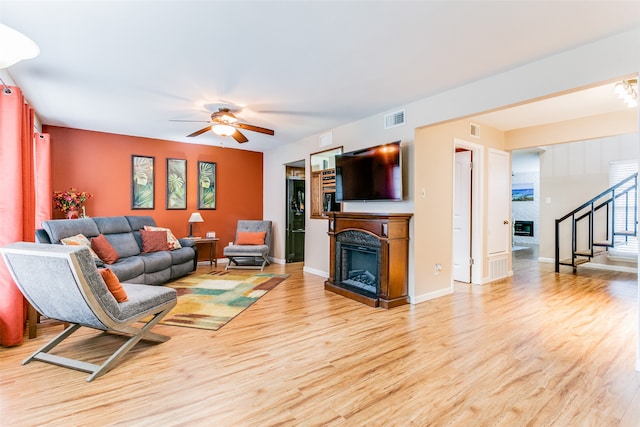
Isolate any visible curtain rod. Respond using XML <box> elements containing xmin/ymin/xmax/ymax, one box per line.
<box><xmin>0</xmin><ymin>76</ymin><xmax>12</xmax><ymax>94</ymax></box>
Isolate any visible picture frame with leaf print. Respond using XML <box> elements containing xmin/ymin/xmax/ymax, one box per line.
<box><xmin>198</xmin><ymin>161</ymin><xmax>216</xmax><ymax>209</ymax></box>
<box><xmin>166</xmin><ymin>158</ymin><xmax>187</xmax><ymax>209</ymax></box>
<box><xmin>131</xmin><ymin>155</ymin><xmax>155</xmax><ymax>209</ymax></box>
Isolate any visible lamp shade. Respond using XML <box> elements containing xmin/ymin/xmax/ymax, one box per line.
<box><xmin>0</xmin><ymin>24</ymin><xmax>40</xmax><ymax>69</ymax></box>
<box><xmin>188</xmin><ymin>212</ymin><xmax>204</xmax><ymax>223</ymax></box>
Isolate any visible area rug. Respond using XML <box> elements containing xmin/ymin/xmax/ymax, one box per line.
<box><xmin>158</xmin><ymin>271</ymin><xmax>289</xmax><ymax>331</ymax></box>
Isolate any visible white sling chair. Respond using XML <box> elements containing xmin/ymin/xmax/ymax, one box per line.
<box><xmin>1</xmin><ymin>242</ymin><xmax>177</xmax><ymax>382</ymax></box>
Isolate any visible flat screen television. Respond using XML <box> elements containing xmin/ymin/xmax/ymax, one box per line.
<box><xmin>335</xmin><ymin>141</ymin><xmax>402</xmax><ymax>202</ymax></box>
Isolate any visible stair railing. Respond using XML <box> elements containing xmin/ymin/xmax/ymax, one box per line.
<box><xmin>555</xmin><ymin>173</ymin><xmax>637</xmax><ymax>272</ymax></box>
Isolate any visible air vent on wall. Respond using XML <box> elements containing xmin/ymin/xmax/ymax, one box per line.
<box><xmin>470</xmin><ymin>123</ymin><xmax>480</xmax><ymax>138</ymax></box>
<box><xmin>384</xmin><ymin>109</ymin><xmax>405</xmax><ymax>129</ymax></box>
<box><xmin>319</xmin><ymin>132</ymin><xmax>333</xmax><ymax>147</ymax></box>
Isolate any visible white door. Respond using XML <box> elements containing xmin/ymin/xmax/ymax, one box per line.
<box><xmin>488</xmin><ymin>149</ymin><xmax>511</xmax><ymax>254</ymax></box>
<box><xmin>453</xmin><ymin>150</ymin><xmax>472</xmax><ymax>282</ymax></box>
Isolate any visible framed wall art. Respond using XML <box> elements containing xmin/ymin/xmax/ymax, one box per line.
<box><xmin>198</xmin><ymin>161</ymin><xmax>216</xmax><ymax>209</ymax></box>
<box><xmin>512</xmin><ymin>183</ymin><xmax>534</xmax><ymax>202</ymax></box>
<box><xmin>131</xmin><ymin>155</ymin><xmax>155</xmax><ymax>209</ymax></box>
<box><xmin>166</xmin><ymin>158</ymin><xmax>187</xmax><ymax>209</ymax></box>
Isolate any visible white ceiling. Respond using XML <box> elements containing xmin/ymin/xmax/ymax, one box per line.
<box><xmin>1</xmin><ymin>1</ymin><xmax>639</xmax><ymax>152</ymax></box>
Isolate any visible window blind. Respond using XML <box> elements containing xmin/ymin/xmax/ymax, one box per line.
<box><xmin>608</xmin><ymin>159</ymin><xmax>638</xmax><ymax>257</ymax></box>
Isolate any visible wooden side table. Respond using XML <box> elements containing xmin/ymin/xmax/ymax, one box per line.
<box><xmin>190</xmin><ymin>238</ymin><xmax>219</xmax><ymax>267</ymax></box>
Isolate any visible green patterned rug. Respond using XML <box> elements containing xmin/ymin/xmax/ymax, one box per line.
<box><xmin>159</xmin><ymin>271</ymin><xmax>289</xmax><ymax>331</ymax></box>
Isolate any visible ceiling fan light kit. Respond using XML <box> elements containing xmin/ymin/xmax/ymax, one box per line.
<box><xmin>211</xmin><ymin>124</ymin><xmax>236</xmax><ymax>136</ymax></box>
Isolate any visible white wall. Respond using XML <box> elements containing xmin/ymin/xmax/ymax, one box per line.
<box><xmin>263</xmin><ymin>27</ymin><xmax>640</xmax><ymax>303</ymax></box>
<box><xmin>539</xmin><ymin>133</ymin><xmax>639</xmax><ymax>261</ymax></box>
<box><xmin>263</xmin><ymin>110</ymin><xmax>416</xmax><ymax>277</ymax></box>
<box><xmin>512</xmin><ymin>151</ymin><xmax>540</xmax><ymax>245</ymax></box>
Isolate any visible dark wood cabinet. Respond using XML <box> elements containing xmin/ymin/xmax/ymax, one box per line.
<box><xmin>325</xmin><ymin>212</ymin><xmax>412</xmax><ymax>309</ymax></box>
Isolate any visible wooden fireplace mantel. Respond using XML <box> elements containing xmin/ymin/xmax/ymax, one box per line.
<box><xmin>325</xmin><ymin>212</ymin><xmax>413</xmax><ymax>309</ymax></box>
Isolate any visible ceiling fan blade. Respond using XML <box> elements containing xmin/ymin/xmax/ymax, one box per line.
<box><xmin>187</xmin><ymin>126</ymin><xmax>212</xmax><ymax>137</ymax></box>
<box><xmin>231</xmin><ymin>130</ymin><xmax>249</xmax><ymax>143</ymax></box>
<box><xmin>236</xmin><ymin>123</ymin><xmax>275</xmax><ymax>135</ymax></box>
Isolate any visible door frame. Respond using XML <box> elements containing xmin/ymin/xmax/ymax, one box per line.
<box><xmin>453</xmin><ymin>138</ymin><xmax>484</xmax><ymax>284</ymax></box>
<box><xmin>284</xmin><ymin>161</ymin><xmax>307</xmax><ymax>263</ymax></box>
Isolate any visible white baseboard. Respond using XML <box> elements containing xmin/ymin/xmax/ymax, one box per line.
<box><xmin>303</xmin><ymin>266</ymin><xmax>329</xmax><ymax>278</ymax></box>
<box><xmin>410</xmin><ymin>285</ymin><xmax>454</xmax><ymax>305</ymax></box>
<box><xmin>269</xmin><ymin>257</ymin><xmax>285</xmax><ymax>265</ymax></box>
<box><xmin>197</xmin><ymin>258</ymin><xmax>227</xmax><ymax>266</ymax></box>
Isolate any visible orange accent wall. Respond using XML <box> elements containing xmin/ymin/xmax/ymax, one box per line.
<box><xmin>45</xmin><ymin>126</ymin><xmax>263</xmax><ymax>259</ymax></box>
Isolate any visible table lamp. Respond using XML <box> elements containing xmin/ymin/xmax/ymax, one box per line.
<box><xmin>188</xmin><ymin>212</ymin><xmax>204</xmax><ymax>237</ymax></box>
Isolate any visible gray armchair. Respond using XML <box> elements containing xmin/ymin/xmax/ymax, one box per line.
<box><xmin>223</xmin><ymin>220</ymin><xmax>273</xmax><ymax>271</ymax></box>
<box><xmin>0</xmin><ymin>242</ymin><xmax>177</xmax><ymax>382</ymax></box>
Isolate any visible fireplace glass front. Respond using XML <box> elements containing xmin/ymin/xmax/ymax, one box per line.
<box><xmin>338</xmin><ymin>243</ymin><xmax>380</xmax><ymax>298</ymax></box>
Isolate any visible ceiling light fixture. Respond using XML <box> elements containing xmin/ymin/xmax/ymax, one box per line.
<box><xmin>211</xmin><ymin>124</ymin><xmax>236</xmax><ymax>136</ymax></box>
<box><xmin>0</xmin><ymin>24</ymin><xmax>40</xmax><ymax>69</ymax></box>
<box><xmin>614</xmin><ymin>79</ymin><xmax>638</xmax><ymax>108</ymax></box>
<box><xmin>210</xmin><ymin>110</ymin><xmax>238</xmax><ymax>136</ymax></box>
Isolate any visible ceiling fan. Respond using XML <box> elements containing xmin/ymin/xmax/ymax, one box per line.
<box><xmin>172</xmin><ymin>108</ymin><xmax>275</xmax><ymax>143</ymax></box>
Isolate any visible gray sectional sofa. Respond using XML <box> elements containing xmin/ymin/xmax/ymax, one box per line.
<box><xmin>36</xmin><ymin>215</ymin><xmax>196</xmax><ymax>285</ymax></box>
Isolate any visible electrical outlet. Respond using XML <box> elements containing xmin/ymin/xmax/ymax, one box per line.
<box><xmin>435</xmin><ymin>263</ymin><xmax>442</xmax><ymax>274</ymax></box>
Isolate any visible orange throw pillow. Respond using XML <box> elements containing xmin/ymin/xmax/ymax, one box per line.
<box><xmin>98</xmin><ymin>268</ymin><xmax>128</xmax><ymax>302</ymax></box>
<box><xmin>236</xmin><ymin>231</ymin><xmax>266</xmax><ymax>245</ymax></box>
<box><xmin>91</xmin><ymin>234</ymin><xmax>119</xmax><ymax>264</ymax></box>
<box><xmin>140</xmin><ymin>229</ymin><xmax>169</xmax><ymax>253</ymax></box>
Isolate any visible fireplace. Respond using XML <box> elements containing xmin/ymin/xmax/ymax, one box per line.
<box><xmin>325</xmin><ymin>212</ymin><xmax>412</xmax><ymax>308</ymax></box>
<box><xmin>514</xmin><ymin>220</ymin><xmax>534</xmax><ymax>237</ymax></box>
<box><xmin>336</xmin><ymin>232</ymin><xmax>381</xmax><ymax>298</ymax></box>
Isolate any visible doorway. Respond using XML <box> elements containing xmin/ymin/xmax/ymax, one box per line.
<box><xmin>453</xmin><ymin>139</ymin><xmax>484</xmax><ymax>284</ymax></box>
<box><xmin>285</xmin><ymin>161</ymin><xmax>306</xmax><ymax>263</ymax></box>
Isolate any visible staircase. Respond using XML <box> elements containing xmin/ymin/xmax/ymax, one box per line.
<box><xmin>555</xmin><ymin>173</ymin><xmax>638</xmax><ymax>272</ymax></box>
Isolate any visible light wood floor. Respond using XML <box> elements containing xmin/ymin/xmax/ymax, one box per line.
<box><xmin>1</xmin><ymin>251</ymin><xmax>639</xmax><ymax>426</ymax></box>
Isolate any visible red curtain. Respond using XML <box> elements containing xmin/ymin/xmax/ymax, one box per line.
<box><xmin>35</xmin><ymin>133</ymin><xmax>52</xmax><ymax>228</ymax></box>
<box><xmin>0</xmin><ymin>86</ymin><xmax>50</xmax><ymax>347</ymax></box>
